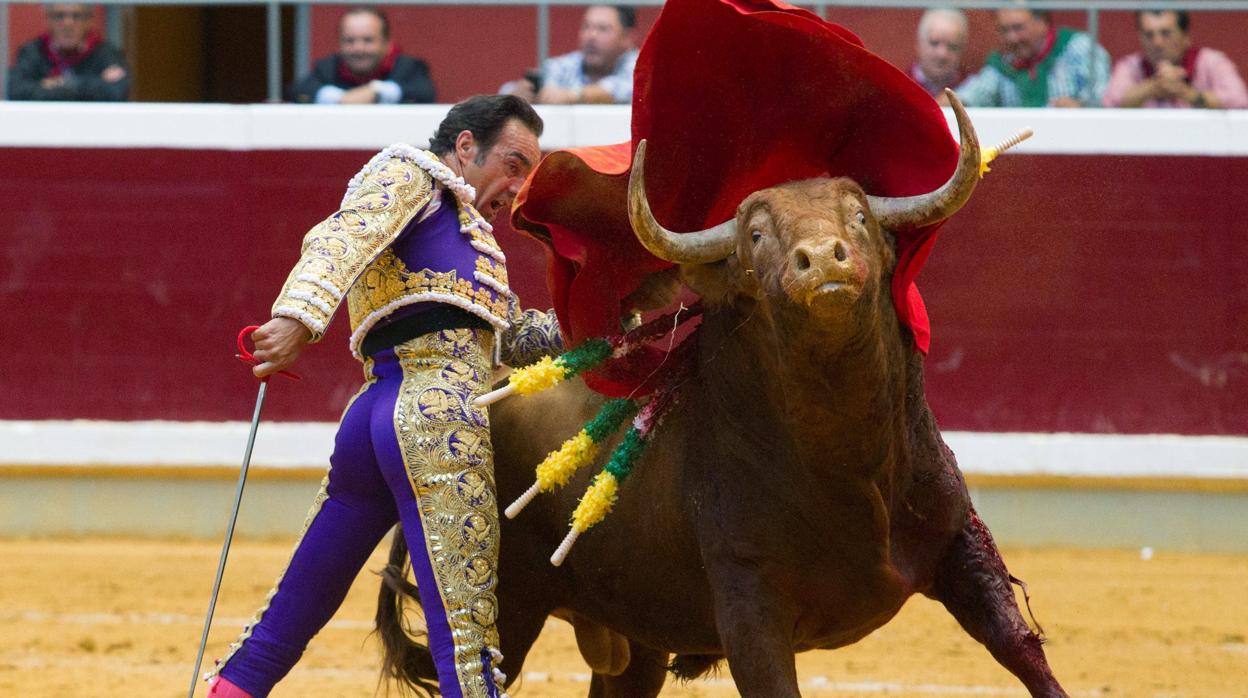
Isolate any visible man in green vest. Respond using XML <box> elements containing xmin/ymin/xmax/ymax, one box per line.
<box><xmin>957</xmin><ymin>6</ymin><xmax>1109</xmax><ymax>108</ymax></box>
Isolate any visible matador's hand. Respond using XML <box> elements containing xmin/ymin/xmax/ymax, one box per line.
<box><xmin>250</xmin><ymin>317</ymin><xmax>312</xmax><ymax>378</ymax></box>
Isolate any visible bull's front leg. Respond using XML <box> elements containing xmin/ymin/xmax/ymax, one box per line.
<box><xmin>927</xmin><ymin>506</ymin><xmax>1068</xmax><ymax>698</ymax></box>
<box><xmin>706</xmin><ymin>557</ymin><xmax>803</xmax><ymax>697</ymax></box>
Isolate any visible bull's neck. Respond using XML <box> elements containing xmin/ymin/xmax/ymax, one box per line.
<box><xmin>695</xmin><ymin>295</ymin><xmax>911</xmax><ymax>466</ymax></box>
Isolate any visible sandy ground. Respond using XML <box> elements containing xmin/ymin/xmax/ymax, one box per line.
<box><xmin>0</xmin><ymin>537</ymin><xmax>1245</xmax><ymax>698</ymax></box>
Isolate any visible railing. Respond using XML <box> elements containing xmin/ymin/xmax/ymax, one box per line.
<box><xmin>4</xmin><ymin>0</ymin><xmax>1248</xmax><ymax>103</ymax></box>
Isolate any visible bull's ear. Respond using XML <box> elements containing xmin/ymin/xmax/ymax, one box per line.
<box><xmin>679</xmin><ymin>254</ymin><xmax>758</xmax><ymax>306</ymax></box>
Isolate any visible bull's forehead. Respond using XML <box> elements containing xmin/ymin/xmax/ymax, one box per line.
<box><xmin>740</xmin><ymin>180</ymin><xmax>867</xmax><ymax>234</ymax></box>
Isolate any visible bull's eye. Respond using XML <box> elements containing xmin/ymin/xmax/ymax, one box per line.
<box><xmin>856</xmin><ymin>211</ymin><xmax>866</xmax><ymax>225</ymax></box>
<box><xmin>751</xmin><ymin>230</ymin><xmax>763</xmax><ymax>244</ymax></box>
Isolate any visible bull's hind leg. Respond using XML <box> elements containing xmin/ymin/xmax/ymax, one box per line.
<box><xmin>586</xmin><ymin>639</ymin><xmax>667</xmax><ymax>698</ymax></box>
<box><xmin>928</xmin><ymin>507</ymin><xmax>1068</xmax><ymax>698</ymax></box>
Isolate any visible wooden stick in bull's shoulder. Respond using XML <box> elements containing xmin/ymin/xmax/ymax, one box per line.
<box><xmin>474</xmin><ymin>304</ymin><xmax>703</xmax><ymax>408</ymax></box>
<box><xmin>979</xmin><ymin>127</ymin><xmax>1034</xmax><ymax>178</ymax></box>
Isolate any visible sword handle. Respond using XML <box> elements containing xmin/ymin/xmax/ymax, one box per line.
<box><xmin>236</xmin><ymin>325</ymin><xmax>301</xmax><ymax>381</ymax></box>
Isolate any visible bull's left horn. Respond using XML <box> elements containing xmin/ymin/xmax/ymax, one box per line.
<box><xmin>866</xmin><ymin>89</ymin><xmax>981</xmax><ymax>230</ymax></box>
<box><xmin>628</xmin><ymin>140</ymin><xmax>737</xmax><ymax>264</ymax></box>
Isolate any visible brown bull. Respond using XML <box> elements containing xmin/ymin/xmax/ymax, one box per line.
<box><xmin>378</xmin><ymin>94</ymin><xmax>1068</xmax><ymax>697</ymax></box>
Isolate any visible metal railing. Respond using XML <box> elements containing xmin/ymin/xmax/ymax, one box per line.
<box><xmin>3</xmin><ymin>0</ymin><xmax>1248</xmax><ymax>103</ymax></box>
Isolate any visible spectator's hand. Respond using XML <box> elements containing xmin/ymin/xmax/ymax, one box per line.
<box><xmin>339</xmin><ymin>84</ymin><xmax>378</xmax><ymax>104</ymax></box>
<box><xmin>101</xmin><ymin>65</ymin><xmax>126</xmax><ymax>83</ymax></box>
<box><xmin>537</xmin><ymin>85</ymin><xmax>580</xmax><ymax>105</ymax></box>
<box><xmin>935</xmin><ymin>91</ymin><xmax>952</xmax><ymax>107</ymax></box>
<box><xmin>250</xmin><ymin>317</ymin><xmax>312</xmax><ymax>378</ymax></box>
<box><xmin>503</xmin><ymin>78</ymin><xmax>537</xmax><ymax>102</ymax></box>
<box><xmin>1154</xmin><ymin>77</ymin><xmax>1190</xmax><ymax>100</ymax></box>
<box><xmin>1155</xmin><ymin>61</ymin><xmax>1188</xmax><ymax>82</ymax></box>
<box><xmin>1049</xmin><ymin>96</ymin><xmax>1083</xmax><ymax>108</ymax></box>
<box><xmin>41</xmin><ymin>76</ymin><xmax>65</xmax><ymax>89</ymax></box>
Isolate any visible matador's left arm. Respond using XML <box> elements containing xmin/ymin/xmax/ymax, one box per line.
<box><xmin>500</xmin><ymin>299</ymin><xmax>565</xmax><ymax>367</ymax></box>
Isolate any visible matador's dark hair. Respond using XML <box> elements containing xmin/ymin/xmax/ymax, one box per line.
<box><xmin>428</xmin><ymin>95</ymin><xmax>544</xmax><ymax>161</ymax></box>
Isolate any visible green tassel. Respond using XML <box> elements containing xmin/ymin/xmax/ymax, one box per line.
<box><xmin>585</xmin><ymin>399</ymin><xmax>638</xmax><ymax>443</ymax></box>
<box><xmin>603</xmin><ymin>427</ymin><xmax>646</xmax><ymax>483</ymax></box>
<box><xmin>558</xmin><ymin>338</ymin><xmax>613</xmax><ymax>375</ymax></box>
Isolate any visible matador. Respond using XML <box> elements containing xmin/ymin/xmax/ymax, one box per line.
<box><xmin>206</xmin><ymin>95</ymin><xmax>563</xmax><ymax>698</ymax></box>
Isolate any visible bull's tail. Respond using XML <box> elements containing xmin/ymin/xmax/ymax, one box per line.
<box><xmin>668</xmin><ymin>653</ymin><xmax>723</xmax><ymax>682</ymax></box>
<box><xmin>376</xmin><ymin>528</ymin><xmax>441</xmax><ymax>697</ymax></box>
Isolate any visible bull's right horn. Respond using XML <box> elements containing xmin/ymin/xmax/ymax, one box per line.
<box><xmin>628</xmin><ymin>140</ymin><xmax>737</xmax><ymax>264</ymax></box>
<box><xmin>866</xmin><ymin>89</ymin><xmax>981</xmax><ymax>231</ymax></box>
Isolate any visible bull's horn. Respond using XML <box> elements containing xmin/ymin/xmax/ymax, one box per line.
<box><xmin>866</xmin><ymin>89</ymin><xmax>981</xmax><ymax>230</ymax></box>
<box><xmin>628</xmin><ymin>139</ymin><xmax>737</xmax><ymax>264</ymax></box>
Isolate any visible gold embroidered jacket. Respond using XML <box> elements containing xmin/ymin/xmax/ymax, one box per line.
<box><xmin>271</xmin><ymin>147</ymin><xmax>529</xmax><ymax>361</ymax></box>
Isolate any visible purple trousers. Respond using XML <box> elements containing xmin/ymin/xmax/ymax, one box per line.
<box><xmin>213</xmin><ymin>328</ymin><xmax>504</xmax><ymax>698</ymax></box>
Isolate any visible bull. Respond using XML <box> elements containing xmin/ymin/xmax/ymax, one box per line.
<box><xmin>376</xmin><ymin>94</ymin><xmax>1068</xmax><ymax>697</ymax></box>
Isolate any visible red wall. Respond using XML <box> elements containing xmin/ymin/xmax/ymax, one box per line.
<box><xmin>1</xmin><ymin>146</ymin><xmax>1245</xmax><ymax>435</ymax></box>
<box><xmin>10</xmin><ymin>7</ymin><xmax>1248</xmax><ymax>104</ymax></box>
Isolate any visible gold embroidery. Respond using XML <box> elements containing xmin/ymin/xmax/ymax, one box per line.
<box><xmin>475</xmin><ymin>256</ymin><xmax>509</xmax><ymax>286</ymax></box>
<box><xmin>271</xmin><ymin>157</ymin><xmax>435</xmax><ymax>340</ymax></box>
<box><xmin>394</xmin><ymin>328</ymin><xmax>502</xmax><ymax>697</ymax></box>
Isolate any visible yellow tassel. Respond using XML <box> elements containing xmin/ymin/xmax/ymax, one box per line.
<box><xmin>979</xmin><ymin>128</ymin><xmax>1034</xmax><ymax>179</ymax></box>
<box><xmin>571</xmin><ymin>471</ymin><xmax>619</xmax><ymax>532</ymax></box>
<box><xmin>509</xmin><ymin>356</ymin><xmax>569</xmax><ymax>396</ymax></box>
<box><xmin>978</xmin><ymin>147</ymin><xmax>998</xmax><ymax>178</ymax></box>
<box><xmin>535</xmin><ymin>431</ymin><xmax>599</xmax><ymax>491</ymax></box>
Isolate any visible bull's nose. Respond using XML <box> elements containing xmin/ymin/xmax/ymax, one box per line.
<box><xmin>792</xmin><ymin>239</ymin><xmax>850</xmax><ymax>274</ymax></box>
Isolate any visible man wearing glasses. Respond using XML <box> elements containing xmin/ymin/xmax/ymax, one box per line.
<box><xmin>8</xmin><ymin>3</ymin><xmax>130</xmax><ymax>101</ymax></box>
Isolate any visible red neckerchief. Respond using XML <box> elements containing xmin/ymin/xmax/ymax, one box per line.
<box><xmin>1142</xmin><ymin>46</ymin><xmax>1201</xmax><ymax>84</ymax></box>
<box><xmin>39</xmin><ymin>32</ymin><xmax>102</xmax><ymax>77</ymax></box>
<box><xmin>1010</xmin><ymin>25</ymin><xmax>1056</xmax><ymax>79</ymax></box>
<box><xmin>336</xmin><ymin>44</ymin><xmax>399</xmax><ymax>86</ymax></box>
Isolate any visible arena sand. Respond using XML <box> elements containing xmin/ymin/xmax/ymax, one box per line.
<box><xmin>0</xmin><ymin>538</ymin><xmax>1244</xmax><ymax>697</ymax></box>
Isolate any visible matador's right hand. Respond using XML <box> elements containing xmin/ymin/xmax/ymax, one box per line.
<box><xmin>250</xmin><ymin>317</ymin><xmax>312</xmax><ymax>378</ymax></box>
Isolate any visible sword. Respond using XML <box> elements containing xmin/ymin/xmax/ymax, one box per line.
<box><xmin>186</xmin><ymin>325</ymin><xmax>299</xmax><ymax>698</ymax></box>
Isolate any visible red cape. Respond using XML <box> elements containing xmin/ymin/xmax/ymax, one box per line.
<box><xmin>513</xmin><ymin>0</ymin><xmax>957</xmax><ymax>396</ymax></box>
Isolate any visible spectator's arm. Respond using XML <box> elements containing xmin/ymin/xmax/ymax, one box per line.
<box><xmin>1103</xmin><ymin>57</ymin><xmax>1148</xmax><ymax>108</ymax></box>
<box><xmin>314</xmin><ymin>85</ymin><xmax>347</xmax><ymax>104</ymax></box>
<box><xmin>6</xmin><ymin>45</ymin><xmax>45</xmax><ymax>100</ymax></box>
<box><xmin>1112</xmin><ymin>78</ymin><xmax>1159</xmax><ymax>108</ymax></box>
<box><xmin>954</xmin><ymin>68</ymin><xmax>1002</xmax><ymax>107</ymax></box>
<box><xmin>61</xmin><ymin>58</ymin><xmax>130</xmax><ymax>101</ymax></box>
<box><xmin>370</xmin><ymin>79</ymin><xmax>403</xmax><ymax>104</ymax></box>
<box><xmin>1084</xmin><ymin>42</ymin><xmax>1112</xmax><ymax>107</ymax></box>
<box><xmin>578</xmin><ymin>84</ymin><xmax>617</xmax><ymax>104</ymax></box>
<box><xmin>592</xmin><ymin>60</ymin><xmax>634</xmax><ymax>104</ymax></box>
<box><xmin>72</xmin><ymin>44</ymin><xmax>130</xmax><ymax>101</ymax></box>
<box><xmin>390</xmin><ymin>57</ymin><xmax>436</xmax><ymax>104</ymax></box>
<box><xmin>287</xmin><ymin>60</ymin><xmax>333</xmax><ymax>103</ymax></box>
<box><xmin>1204</xmin><ymin>51</ymin><xmax>1248</xmax><ymax>109</ymax></box>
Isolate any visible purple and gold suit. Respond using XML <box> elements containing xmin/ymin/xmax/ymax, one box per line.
<box><xmin>208</xmin><ymin>145</ymin><xmax>562</xmax><ymax>698</ymax></box>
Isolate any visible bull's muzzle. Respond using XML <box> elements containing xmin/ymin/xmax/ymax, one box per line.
<box><xmin>790</xmin><ymin>238</ymin><xmax>866</xmax><ymax>309</ymax></box>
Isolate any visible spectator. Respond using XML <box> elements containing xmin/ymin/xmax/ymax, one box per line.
<box><xmin>911</xmin><ymin>8</ymin><xmax>968</xmax><ymax>104</ymax></box>
<box><xmin>503</xmin><ymin>5</ymin><xmax>638</xmax><ymax>104</ymax></box>
<box><xmin>1103</xmin><ymin>11</ymin><xmax>1247</xmax><ymax>109</ymax></box>
<box><xmin>287</xmin><ymin>7</ymin><xmax>435</xmax><ymax>104</ymax></box>
<box><xmin>957</xmin><ymin>6</ymin><xmax>1109</xmax><ymax>108</ymax></box>
<box><xmin>7</xmin><ymin>3</ymin><xmax>129</xmax><ymax>101</ymax></box>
